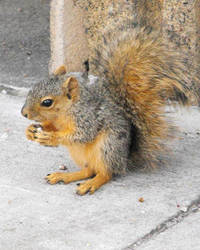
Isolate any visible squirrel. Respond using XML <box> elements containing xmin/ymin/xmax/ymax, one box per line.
<box><xmin>21</xmin><ymin>23</ymin><xmax>196</xmax><ymax>195</ymax></box>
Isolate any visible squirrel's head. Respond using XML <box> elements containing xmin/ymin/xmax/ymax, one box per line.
<box><xmin>21</xmin><ymin>66</ymin><xmax>80</xmax><ymax>123</ymax></box>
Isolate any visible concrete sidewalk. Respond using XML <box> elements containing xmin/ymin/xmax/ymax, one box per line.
<box><xmin>0</xmin><ymin>89</ymin><xmax>200</xmax><ymax>250</ymax></box>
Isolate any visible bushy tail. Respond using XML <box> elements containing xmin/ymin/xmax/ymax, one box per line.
<box><xmin>91</xmin><ymin>25</ymin><xmax>197</xmax><ymax>168</ymax></box>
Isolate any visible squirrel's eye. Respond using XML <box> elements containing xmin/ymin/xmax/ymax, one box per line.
<box><xmin>41</xmin><ymin>99</ymin><xmax>53</xmax><ymax>107</ymax></box>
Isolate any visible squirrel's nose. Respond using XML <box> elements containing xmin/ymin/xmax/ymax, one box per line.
<box><xmin>21</xmin><ymin>105</ymin><xmax>28</xmax><ymax>118</ymax></box>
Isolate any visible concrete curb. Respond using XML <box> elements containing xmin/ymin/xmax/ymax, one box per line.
<box><xmin>0</xmin><ymin>84</ymin><xmax>29</xmax><ymax>97</ymax></box>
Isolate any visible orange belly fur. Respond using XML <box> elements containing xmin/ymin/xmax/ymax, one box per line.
<box><xmin>64</xmin><ymin>131</ymin><xmax>109</xmax><ymax>176</ymax></box>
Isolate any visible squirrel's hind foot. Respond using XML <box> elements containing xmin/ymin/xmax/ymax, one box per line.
<box><xmin>76</xmin><ymin>173</ymin><xmax>111</xmax><ymax>195</ymax></box>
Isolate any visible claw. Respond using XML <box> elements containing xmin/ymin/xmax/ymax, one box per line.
<box><xmin>76</xmin><ymin>189</ymin><xmax>90</xmax><ymax>196</ymax></box>
<box><xmin>89</xmin><ymin>188</ymin><xmax>96</xmax><ymax>195</ymax></box>
<box><xmin>33</xmin><ymin>124</ymin><xmax>42</xmax><ymax>129</ymax></box>
<box><xmin>28</xmin><ymin>129</ymin><xmax>34</xmax><ymax>133</ymax></box>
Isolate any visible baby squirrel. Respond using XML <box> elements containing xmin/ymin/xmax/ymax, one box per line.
<box><xmin>21</xmin><ymin>24</ymin><xmax>196</xmax><ymax>195</ymax></box>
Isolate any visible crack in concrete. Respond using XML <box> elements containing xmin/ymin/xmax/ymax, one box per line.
<box><xmin>0</xmin><ymin>84</ymin><xmax>28</xmax><ymax>96</ymax></box>
<box><xmin>124</xmin><ymin>195</ymin><xmax>200</xmax><ymax>250</ymax></box>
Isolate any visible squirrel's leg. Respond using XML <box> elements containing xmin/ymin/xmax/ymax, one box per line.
<box><xmin>76</xmin><ymin>171</ymin><xmax>111</xmax><ymax>195</ymax></box>
<box><xmin>45</xmin><ymin>167</ymin><xmax>94</xmax><ymax>185</ymax></box>
<box><xmin>76</xmin><ymin>125</ymin><xmax>130</xmax><ymax>195</ymax></box>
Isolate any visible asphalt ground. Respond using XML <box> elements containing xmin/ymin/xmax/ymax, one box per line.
<box><xmin>0</xmin><ymin>0</ymin><xmax>50</xmax><ymax>87</ymax></box>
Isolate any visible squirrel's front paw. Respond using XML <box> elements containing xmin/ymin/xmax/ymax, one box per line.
<box><xmin>33</xmin><ymin>130</ymin><xmax>59</xmax><ymax>146</ymax></box>
<box><xmin>26</xmin><ymin>124</ymin><xmax>41</xmax><ymax>141</ymax></box>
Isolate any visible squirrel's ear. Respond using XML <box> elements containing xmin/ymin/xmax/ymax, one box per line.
<box><xmin>62</xmin><ymin>77</ymin><xmax>79</xmax><ymax>99</ymax></box>
<box><xmin>54</xmin><ymin>65</ymin><xmax>67</xmax><ymax>76</ymax></box>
